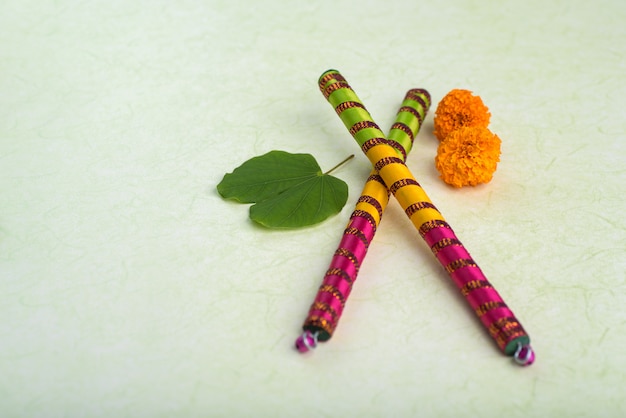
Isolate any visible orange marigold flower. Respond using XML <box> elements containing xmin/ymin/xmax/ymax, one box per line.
<box><xmin>433</xmin><ymin>89</ymin><xmax>491</xmax><ymax>141</ymax></box>
<box><xmin>435</xmin><ymin>126</ymin><xmax>501</xmax><ymax>188</ymax></box>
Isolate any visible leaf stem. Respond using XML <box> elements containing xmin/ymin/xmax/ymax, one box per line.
<box><xmin>324</xmin><ymin>154</ymin><xmax>355</xmax><ymax>175</ymax></box>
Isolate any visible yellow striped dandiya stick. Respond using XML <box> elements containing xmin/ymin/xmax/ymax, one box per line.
<box><xmin>314</xmin><ymin>69</ymin><xmax>534</xmax><ymax>366</ymax></box>
<box><xmin>295</xmin><ymin>87</ymin><xmax>431</xmax><ymax>352</ymax></box>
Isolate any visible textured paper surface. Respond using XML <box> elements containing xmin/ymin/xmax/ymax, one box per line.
<box><xmin>1</xmin><ymin>0</ymin><xmax>625</xmax><ymax>416</ymax></box>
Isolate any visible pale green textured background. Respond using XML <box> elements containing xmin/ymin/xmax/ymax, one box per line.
<box><xmin>1</xmin><ymin>0</ymin><xmax>625</xmax><ymax>417</ymax></box>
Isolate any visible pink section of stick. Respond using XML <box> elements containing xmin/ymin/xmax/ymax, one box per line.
<box><xmin>422</xmin><ymin>225</ymin><xmax>456</xmax><ymax>247</ymax></box>
<box><xmin>328</xmin><ymin>256</ymin><xmax>358</xmax><ymax>283</ymax></box>
<box><xmin>449</xmin><ymin>265</ymin><xmax>487</xmax><ymax>287</ymax></box>
<box><xmin>337</xmin><ymin>234</ymin><xmax>367</xmax><ymax>268</ymax></box>
<box><xmin>435</xmin><ymin>244</ymin><xmax>471</xmax><ymax>267</ymax></box>
<box><xmin>314</xmin><ymin>290</ymin><xmax>345</xmax><ymax>319</ymax></box>
<box><xmin>479</xmin><ymin>307</ymin><xmax>516</xmax><ymax>329</ymax></box>
<box><xmin>350</xmin><ymin>216</ymin><xmax>376</xmax><ymax>242</ymax></box>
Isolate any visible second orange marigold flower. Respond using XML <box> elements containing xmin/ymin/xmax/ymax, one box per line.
<box><xmin>435</xmin><ymin>126</ymin><xmax>501</xmax><ymax>188</ymax></box>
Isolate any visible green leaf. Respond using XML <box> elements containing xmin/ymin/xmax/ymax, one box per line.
<box><xmin>217</xmin><ymin>151</ymin><xmax>321</xmax><ymax>203</ymax></box>
<box><xmin>217</xmin><ymin>150</ymin><xmax>350</xmax><ymax>229</ymax></box>
<box><xmin>249</xmin><ymin>172</ymin><xmax>348</xmax><ymax>228</ymax></box>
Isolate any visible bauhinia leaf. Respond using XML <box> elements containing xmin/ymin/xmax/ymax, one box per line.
<box><xmin>217</xmin><ymin>151</ymin><xmax>321</xmax><ymax>203</ymax></box>
<box><xmin>249</xmin><ymin>170</ymin><xmax>348</xmax><ymax>228</ymax></box>
<box><xmin>217</xmin><ymin>150</ymin><xmax>350</xmax><ymax>229</ymax></box>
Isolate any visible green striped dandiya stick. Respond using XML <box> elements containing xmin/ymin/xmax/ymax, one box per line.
<box><xmin>296</xmin><ymin>87</ymin><xmax>431</xmax><ymax>352</ymax></box>
<box><xmin>315</xmin><ymin>69</ymin><xmax>534</xmax><ymax>366</ymax></box>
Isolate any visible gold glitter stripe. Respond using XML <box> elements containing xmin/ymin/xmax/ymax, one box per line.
<box><xmin>334</xmin><ymin>248</ymin><xmax>360</xmax><ymax>271</ymax></box>
<box><xmin>335</xmin><ymin>101</ymin><xmax>366</xmax><ymax>116</ymax></box>
<box><xmin>367</xmin><ymin>173</ymin><xmax>387</xmax><ymax>188</ymax></box>
<box><xmin>318</xmin><ymin>284</ymin><xmax>346</xmax><ymax>306</ymax></box>
<box><xmin>374</xmin><ymin>156</ymin><xmax>403</xmax><ymax>172</ymax></box>
<box><xmin>397</xmin><ymin>105</ymin><xmax>422</xmax><ymax>118</ymax></box>
<box><xmin>361</xmin><ymin>137</ymin><xmax>389</xmax><ymax>154</ymax></box>
<box><xmin>325</xmin><ymin>267</ymin><xmax>354</xmax><ymax>285</ymax></box>
<box><xmin>430</xmin><ymin>237</ymin><xmax>463</xmax><ymax>256</ymax></box>
<box><xmin>351</xmin><ymin>209</ymin><xmax>378</xmax><ymax>231</ymax></box>
<box><xmin>495</xmin><ymin>330</ymin><xmax>527</xmax><ymax>350</ymax></box>
<box><xmin>318</xmin><ymin>71</ymin><xmax>345</xmax><ymax>89</ymax></box>
<box><xmin>406</xmin><ymin>96</ymin><xmax>429</xmax><ymax>117</ymax></box>
<box><xmin>362</xmin><ymin>137</ymin><xmax>407</xmax><ymax>161</ymax></box>
<box><xmin>406</xmin><ymin>88</ymin><xmax>431</xmax><ymax>105</ymax></box>
<box><xmin>397</xmin><ymin>105</ymin><xmax>423</xmax><ymax>125</ymax></box>
<box><xmin>488</xmin><ymin>317</ymin><xmax>522</xmax><ymax>337</ymax></box>
<box><xmin>388</xmin><ymin>141</ymin><xmax>408</xmax><ymax>160</ymax></box>
<box><xmin>445</xmin><ymin>258</ymin><xmax>477</xmax><ymax>274</ymax></box>
<box><xmin>459</xmin><ymin>279</ymin><xmax>492</xmax><ymax>296</ymax></box>
<box><xmin>323</xmin><ymin>81</ymin><xmax>350</xmax><ymax>99</ymax></box>
<box><xmin>405</xmin><ymin>201</ymin><xmax>437</xmax><ymax>218</ymax></box>
<box><xmin>475</xmin><ymin>301</ymin><xmax>508</xmax><ymax>317</ymax></box>
<box><xmin>349</xmin><ymin>120</ymin><xmax>380</xmax><ymax>136</ymax></box>
<box><xmin>488</xmin><ymin>317</ymin><xmax>524</xmax><ymax>347</ymax></box>
<box><xmin>418</xmin><ymin>219</ymin><xmax>451</xmax><ymax>237</ymax></box>
<box><xmin>344</xmin><ymin>226</ymin><xmax>370</xmax><ymax>248</ymax></box>
<box><xmin>310</xmin><ymin>301</ymin><xmax>339</xmax><ymax>322</ymax></box>
<box><xmin>305</xmin><ymin>315</ymin><xmax>332</xmax><ymax>328</ymax></box>
<box><xmin>390</xmin><ymin>122</ymin><xmax>415</xmax><ymax>141</ymax></box>
<box><xmin>389</xmin><ymin>178</ymin><xmax>420</xmax><ymax>195</ymax></box>
<box><xmin>357</xmin><ymin>195</ymin><xmax>383</xmax><ymax>219</ymax></box>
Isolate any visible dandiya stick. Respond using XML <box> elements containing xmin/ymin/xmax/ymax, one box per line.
<box><xmin>316</xmin><ymin>69</ymin><xmax>534</xmax><ymax>366</ymax></box>
<box><xmin>295</xmin><ymin>87</ymin><xmax>431</xmax><ymax>353</ymax></box>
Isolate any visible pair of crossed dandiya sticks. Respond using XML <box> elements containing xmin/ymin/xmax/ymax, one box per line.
<box><xmin>295</xmin><ymin>69</ymin><xmax>534</xmax><ymax>366</ymax></box>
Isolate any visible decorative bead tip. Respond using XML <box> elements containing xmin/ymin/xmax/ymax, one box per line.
<box><xmin>295</xmin><ymin>330</ymin><xmax>318</xmax><ymax>353</ymax></box>
<box><xmin>513</xmin><ymin>344</ymin><xmax>535</xmax><ymax>366</ymax></box>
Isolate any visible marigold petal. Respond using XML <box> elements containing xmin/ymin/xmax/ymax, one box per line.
<box><xmin>435</xmin><ymin>126</ymin><xmax>501</xmax><ymax>187</ymax></box>
<box><xmin>433</xmin><ymin>89</ymin><xmax>491</xmax><ymax>141</ymax></box>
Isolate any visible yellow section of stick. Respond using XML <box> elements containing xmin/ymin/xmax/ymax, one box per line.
<box><xmin>364</xmin><ymin>144</ymin><xmax>446</xmax><ymax>228</ymax></box>
<box><xmin>354</xmin><ymin>174</ymin><xmax>388</xmax><ymax>225</ymax></box>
